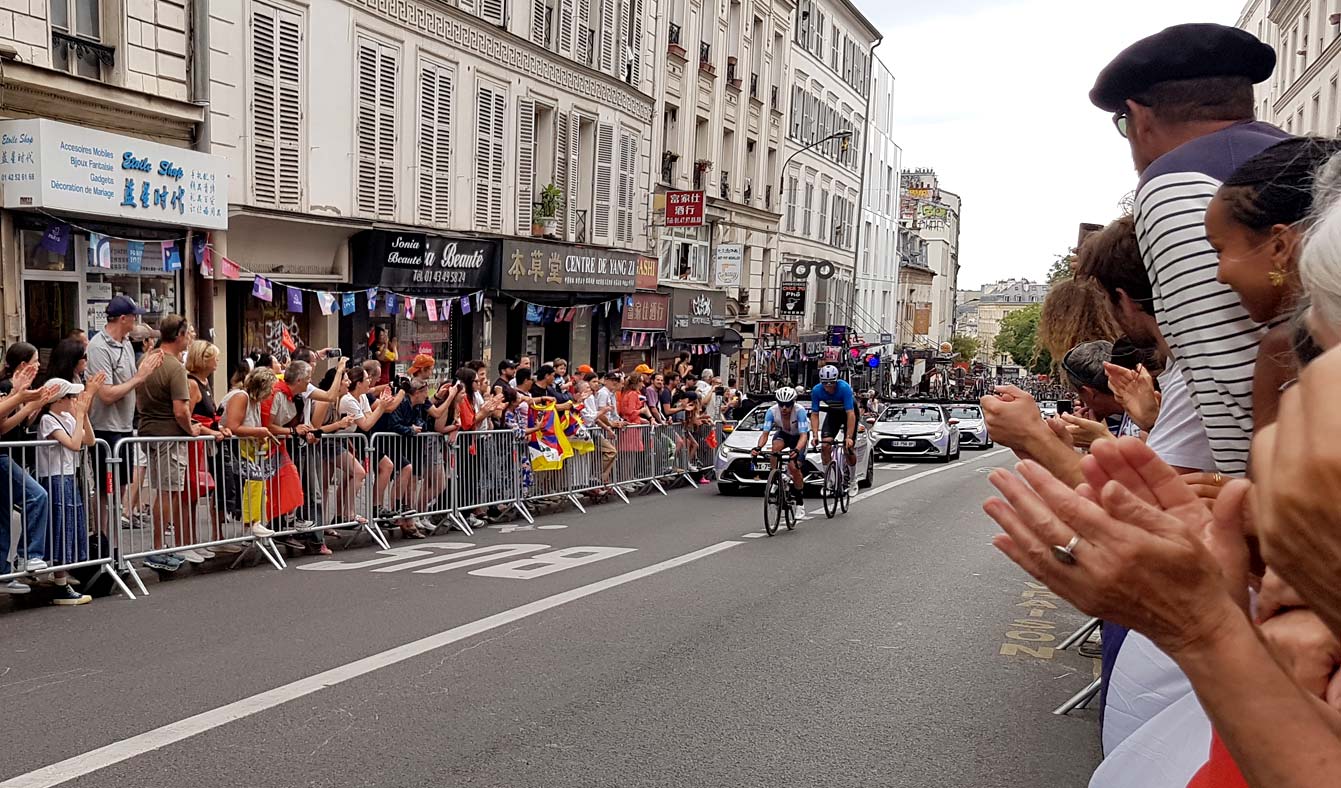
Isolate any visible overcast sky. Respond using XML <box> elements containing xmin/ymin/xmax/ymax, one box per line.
<box><xmin>858</xmin><ymin>0</ymin><xmax>1239</xmax><ymax>289</ymax></box>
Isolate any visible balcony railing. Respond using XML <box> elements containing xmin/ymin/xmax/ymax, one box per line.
<box><xmin>726</xmin><ymin>61</ymin><xmax>737</xmax><ymax>83</ymax></box>
<box><xmin>693</xmin><ymin>168</ymin><xmax>705</xmax><ymax>190</ymax></box>
<box><xmin>720</xmin><ymin>172</ymin><xmax>730</xmax><ymax>199</ymax></box>
<box><xmin>700</xmin><ymin>41</ymin><xmax>711</xmax><ymax>65</ymax></box>
<box><xmin>749</xmin><ymin>73</ymin><xmax>759</xmax><ymax>98</ymax></box>
<box><xmin>770</xmin><ymin>84</ymin><xmax>780</xmax><ymax>111</ymax></box>
<box><xmin>660</xmin><ymin>152</ymin><xmax>678</xmax><ymax>185</ymax></box>
<box><xmin>575</xmin><ymin>209</ymin><xmax>588</xmax><ymax>244</ymax></box>
<box><xmin>743</xmin><ymin>180</ymin><xmax>752</xmax><ymax>203</ymax></box>
<box><xmin>668</xmin><ymin>21</ymin><xmax>681</xmax><ymax>45</ymax></box>
<box><xmin>765</xmin><ymin>183</ymin><xmax>773</xmax><ymax>210</ymax></box>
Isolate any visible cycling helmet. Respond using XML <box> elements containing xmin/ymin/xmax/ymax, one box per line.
<box><xmin>775</xmin><ymin>386</ymin><xmax>798</xmax><ymax>404</ymax></box>
<box><xmin>819</xmin><ymin>365</ymin><xmax>840</xmax><ymax>382</ymax></box>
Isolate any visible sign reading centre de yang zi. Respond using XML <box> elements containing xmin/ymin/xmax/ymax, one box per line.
<box><xmin>0</xmin><ymin>118</ymin><xmax>228</xmax><ymax>230</ymax></box>
<box><xmin>664</xmin><ymin>190</ymin><xmax>705</xmax><ymax>227</ymax></box>
<box><xmin>500</xmin><ymin>240</ymin><xmax>639</xmax><ymax>293</ymax></box>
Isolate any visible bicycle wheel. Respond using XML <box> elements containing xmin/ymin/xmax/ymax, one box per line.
<box><xmin>822</xmin><ymin>461</ymin><xmax>839</xmax><ymax>519</ymax></box>
<box><xmin>780</xmin><ymin>474</ymin><xmax>796</xmax><ymax>530</ymax></box>
<box><xmin>763</xmin><ymin>470</ymin><xmax>780</xmax><ymax>536</ymax></box>
<box><xmin>838</xmin><ymin>460</ymin><xmax>850</xmax><ymax>514</ymax></box>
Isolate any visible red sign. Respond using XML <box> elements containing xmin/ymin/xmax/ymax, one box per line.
<box><xmin>636</xmin><ymin>256</ymin><xmax>658</xmax><ymax>290</ymax></box>
<box><xmin>665</xmin><ymin>190</ymin><xmax>705</xmax><ymax>227</ymax></box>
<box><xmin>622</xmin><ymin>293</ymin><xmax>670</xmax><ymax>331</ymax></box>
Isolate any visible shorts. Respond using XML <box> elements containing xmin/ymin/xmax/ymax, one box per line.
<box><xmin>820</xmin><ymin>406</ymin><xmax>849</xmax><ymax>441</ymax></box>
<box><xmin>94</xmin><ymin>431</ymin><xmax>133</xmax><ymax>489</ymax></box>
<box><xmin>772</xmin><ymin>431</ymin><xmax>802</xmax><ymax>451</ymax></box>
<box><xmin>145</xmin><ymin>442</ymin><xmax>188</xmax><ymax>492</ymax></box>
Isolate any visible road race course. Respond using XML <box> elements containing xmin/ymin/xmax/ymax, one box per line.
<box><xmin>0</xmin><ymin>449</ymin><xmax>1100</xmax><ymax>788</ymax></box>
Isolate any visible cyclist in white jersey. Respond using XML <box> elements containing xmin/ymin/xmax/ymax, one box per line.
<box><xmin>752</xmin><ymin>386</ymin><xmax>810</xmax><ymax>521</ymax></box>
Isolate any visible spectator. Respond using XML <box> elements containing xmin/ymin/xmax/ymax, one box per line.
<box><xmin>553</xmin><ymin>358</ymin><xmax>570</xmax><ymax>388</ymax></box>
<box><xmin>185</xmin><ymin>340</ymin><xmax>230</xmax><ymax>556</ymax></box>
<box><xmin>501</xmin><ymin>389</ymin><xmax>537</xmax><ymax>498</ymax></box>
<box><xmin>676</xmin><ymin>351</ymin><xmax>693</xmax><ymax>378</ymax></box>
<box><xmin>46</xmin><ymin>338</ymin><xmax>88</xmax><ymax>385</ymax></box>
<box><xmin>592</xmin><ymin>372</ymin><xmax>621</xmax><ymax>488</ymax></box>
<box><xmin>0</xmin><ymin>348</ymin><xmax>56</xmax><ymax>587</ymax></box>
<box><xmin>494</xmin><ymin>359</ymin><xmax>518</xmax><ymax>396</ymax></box>
<box><xmin>408</xmin><ymin>354</ymin><xmax>434</xmax><ymax>382</ymax></box>
<box><xmin>220</xmin><ymin>369</ymin><xmax>281</xmax><ymax>542</ymax></box>
<box><xmin>367</xmin><ymin>324</ymin><xmax>395</xmax><ymax>386</ymax></box>
<box><xmin>1036</xmin><ymin>277</ymin><xmax>1123</xmax><ymax>381</ymax></box>
<box><xmin>644</xmin><ymin>373</ymin><xmax>665</xmax><ymax>423</ymax></box>
<box><xmin>136</xmin><ymin>315</ymin><xmax>202</xmax><ymax>570</ymax></box>
<box><xmin>269</xmin><ymin>359</ymin><xmax>318</xmax><ymax>549</ymax></box>
<box><xmin>1055</xmin><ymin>341</ymin><xmax>1137</xmax><ymax>447</ymax></box>
<box><xmin>36</xmin><ymin>376</ymin><xmax>101</xmax><ymax>605</ymax></box>
<box><xmin>383</xmin><ymin>377</ymin><xmax>432</xmax><ymax>538</ymax></box>
<box><xmin>311</xmin><ymin>365</ymin><xmax>362</xmax><ymax>530</ymax></box>
<box><xmin>510</xmin><ymin>356</ymin><xmax>532</xmax><ymax>388</ymax></box>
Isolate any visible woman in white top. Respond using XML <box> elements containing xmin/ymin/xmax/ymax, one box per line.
<box><xmin>310</xmin><ymin>365</ymin><xmax>363</xmax><ymax>529</ymax></box>
<box><xmin>36</xmin><ymin>375</ymin><xmax>102</xmax><ymax>605</ymax></box>
<box><xmin>220</xmin><ymin>369</ymin><xmax>280</xmax><ymax>539</ymax></box>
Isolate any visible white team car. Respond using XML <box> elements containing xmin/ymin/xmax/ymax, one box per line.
<box><xmin>945</xmin><ymin>403</ymin><xmax>993</xmax><ymax>449</ymax></box>
<box><xmin>870</xmin><ymin>402</ymin><xmax>961</xmax><ymax>462</ymax></box>
<box><xmin>714</xmin><ymin>404</ymin><xmax>874</xmax><ymax>495</ymax></box>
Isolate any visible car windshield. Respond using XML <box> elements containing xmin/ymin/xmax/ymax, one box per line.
<box><xmin>948</xmin><ymin>407</ymin><xmax>981</xmax><ymax>420</ymax></box>
<box><xmin>879</xmin><ymin>406</ymin><xmax>942</xmax><ymax>424</ymax></box>
<box><xmin>737</xmin><ymin>404</ymin><xmax>808</xmax><ymax>431</ymax></box>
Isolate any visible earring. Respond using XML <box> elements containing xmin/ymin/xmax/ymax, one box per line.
<box><xmin>1268</xmin><ymin>265</ymin><xmax>1288</xmax><ymax>288</ymax></box>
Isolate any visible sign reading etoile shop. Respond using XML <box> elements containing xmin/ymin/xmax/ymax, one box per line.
<box><xmin>351</xmin><ymin>231</ymin><xmax>496</xmax><ymax>291</ymax></box>
<box><xmin>500</xmin><ymin>239</ymin><xmax>639</xmax><ymax>293</ymax></box>
<box><xmin>0</xmin><ymin>118</ymin><xmax>228</xmax><ymax>230</ymax></box>
<box><xmin>668</xmin><ymin>287</ymin><xmax>727</xmax><ymax>339</ymax></box>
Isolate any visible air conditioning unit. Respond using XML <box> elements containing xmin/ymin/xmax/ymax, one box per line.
<box><xmin>1330</xmin><ymin>12</ymin><xmax>1340</xmax><ymax>24</ymax></box>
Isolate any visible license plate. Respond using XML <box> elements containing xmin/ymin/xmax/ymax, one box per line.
<box><xmin>890</xmin><ymin>441</ymin><xmax>916</xmax><ymax>448</ymax></box>
<box><xmin>753</xmin><ymin>462</ymin><xmax>771</xmax><ymax>472</ymax></box>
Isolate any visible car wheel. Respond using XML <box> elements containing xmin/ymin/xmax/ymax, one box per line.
<box><xmin>858</xmin><ymin>452</ymin><xmax>874</xmax><ymax>489</ymax></box>
<box><xmin>951</xmin><ymin>445</ymin><xmax>961</xmax><ymax>461</ymax></box>
<box><xmin>717</xmin><ymin>482</ymin><xmax>739</xmax><ymax>496</ymax></box>
<box><xmin>937</xmin><ymin>449</ymin><xmax>952</xmax><ymax>463</ymax></box>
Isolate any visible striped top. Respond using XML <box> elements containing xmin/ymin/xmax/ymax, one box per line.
<box><xmin>1133</xmin><ymin>120</ymin><xmax>1290</xmax><ymax>475</ymax></box>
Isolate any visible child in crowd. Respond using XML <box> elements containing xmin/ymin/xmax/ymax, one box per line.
<box><xmin>36</xmin><ymin>374</ymin><xmax>105</xmax><ymax>606</ymax></box>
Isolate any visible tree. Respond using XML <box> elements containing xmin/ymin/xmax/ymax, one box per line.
<box><xmin>1048</xmin><ymin>251</ymin><xmax>1076</xmax><ymax>284</ymax></box>
<box><xmin>994</xmin><ymin>304</ymin><xmax>1052</xmax><ymax>375</ymax></box>
<box><xmin>950</xmin><ymin>334</ymin><xmax>981</xmax><ymax>363</ymax></box>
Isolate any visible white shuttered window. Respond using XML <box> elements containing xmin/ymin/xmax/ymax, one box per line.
<box><xmin>516</xmin><ymin>97</ymin><xmax>537</xmax><ymax>234</ymax></box>
<box><xmin>479</xmin><ymin>0</ymin><xmax>505</xmax><ymax>25</ymax></box>
<box><xmin>251</xmin><ymin>2</ymin><xmax>304</xmax><ymax>209</ymax></box>
<box><xmin>593</xmin><ymin>121</ymin><xmax>615</xmax><ymax>241</ymax></box>
<box><xmin>555</xmin><ymin>111</ymin><xmax>570</xmax><ymax>238</ymax></box>
<box><xmin>355</xmin><ymin>36</ymin><xmax>398</xmax><ymax>218</ymax></box>
<box><xmin>616</xmin><ymin>129</ymin><xmax>636</xmax><ymax>244</ymax></box>
<box><xmin>474</xmin><ymin>81</ymin><xmax>507</xmax><ymax>231</ymax></box>
<box><xmin>416</xmin><ymin>59</ymin><xmax>454</xmax><ymax>226</ymax></box>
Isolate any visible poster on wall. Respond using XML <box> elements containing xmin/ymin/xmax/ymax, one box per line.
<box><xmin>713</xmin><ymin>244</ymin><xmax>743</xmax><ymax>288</ymax></box>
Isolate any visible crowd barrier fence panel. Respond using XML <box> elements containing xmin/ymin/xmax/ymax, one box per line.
<box><xmin>367</xmin><ymin>431</ymin><xmax>467</xmax><ymax>534</ymax></box>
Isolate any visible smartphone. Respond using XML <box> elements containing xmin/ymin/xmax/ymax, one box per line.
<box><xmin>325</xmin><ymin>347</ymin><xmax>343</xmax><ymax>358</ymax></box>
<box><xmin>1055</xmin><ymin>400</ymin><xmax>1073</xmax><ymax>415</ymax></box>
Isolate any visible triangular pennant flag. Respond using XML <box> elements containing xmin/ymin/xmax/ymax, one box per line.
<box><xmin>40</xmin><ymin>223</ymin><xmax>71</xmax><ymax>255</ymax></box>
<box><xmin>192</xmin><ymin>235</ymin><xmax>207</xmax><ymax>267</ymax></box>
<box><xmin>286</xmin><ymin>286</ymin><xmax>304</xmax><ymax>313</ymax></box>
<box><xmin>252</xmin><ymin>276</ymin><xmax>273</xmax><ymax>301</ymax></box>
<box><xmin>426</xmin><ymin>299</ymin><xmax>439</xmax><ymax>321</ymax></box>
<box><xmin>88</xmin><ymin>233</ymin><xmax>111</xmax><ymax>269</ymax></box>
<box><xmin>221</xmin><ymin>255</ymin><xmax>241</xmax><ymax>280</ymax></box>
<box><xmin>404</xmin><ymin>297</ymin><xmax>416</xmax><ymax>319</ymax></box>
<box><xmin>384</xmin><ymin>292</ymin><xmax>399</xmax><ymax>314</ymax></box>
<box><xmin>444</xmin><ymin>298</ymin><xmax>454</xmax><ymax>318</ymax></box>
<box><xmin>127</xmin><ymin>241</ymin><xmax>144</xmax><ymax>273</ymax></box>
<box><xmin>162</xmin><ymin>242</ymin><xmax>182</xmax><ymax>272</ymax></box>
<box><xmin>460</xmin><ymin>295</ymin><xmax>472</xmax><ymax>315</ymax></box>
<box><xmin>604</xmin><ymin>301</ymin><xmax>612</xmax><ymax>316</ymax></box>
<box><xmin>281</xmin><ymin>326</ymin><xmax>297</xmax><ymax>352</ymax></box>
<box><xmin>342</xmin><ymin>292</ymin><xmax>356</xmax><ymax>316</ymax></box>
<box><xmin>199</xmin><ymin>245</ymin><xmax>213</xmax><ymax>278</ymax></box>
<box><xmin>317</xmin><ymin>291</ymin><xmax>336</xmax><ymax>316</ymax></box>
<box><xmin>554</xmin><ymin>307</ymin><xmax>567</xmax><ymax>322</ymax></box>
<box><xmin>366</xmin><ymin>288</ymin><xmax>379</xmax><ymax>312</ymax></box>
<box><xmin>475</xmin><ymin>291</ymin><xmax>484</xmax><ymax>311</ymax></box>
<box><xmin>622</xmin><ymin>332</ymin><xmax>631</xmax><ymax>345</ymax></box>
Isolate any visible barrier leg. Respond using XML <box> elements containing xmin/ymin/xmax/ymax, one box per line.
<box><xmin>1058</xmin><ymin>617</ymin><xmax>1102</xmax><ymax>651</ymax></box>
<box><xmin>567</xmin><ymin>494</ymin><xmax>587</xmax><ymax>514</ymax></box>
<box><xmin>450</xmin><ymin>512</ymin><xmax>474</xmax><ymax>536</ymax></box>
<box><xmin>100</xmin><ymin>564</ymin><xmax>136</xmax><ymax>600</ymax></box>
<box><xmin>251</xmin><ymin>538</ymin><xmax>286</xmax><ymax>571</ymax></box>
<box><xmin>650</xmin><ymin>479</ymin><xmax>669</xmax><ymax>496</ymax></box>
<box><xmin>1052</xmin><ymin>677</ymin><xmax>1102</xmax><ymax>716</ymax></box>
<box><xmin>362</xmin><ymin>520</ymin><xmax>391</xmax><ymax>551</ymax></box>
<box><xmin>513</xmin><ymin>501</ymin><xmax>535</xmax><ymax>524</ymax></box>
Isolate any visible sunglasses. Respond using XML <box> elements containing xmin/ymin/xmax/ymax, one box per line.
<box><xmin>1112</xmin><ymin>111</ymin><xmax>1129</xmax><ymax>138</ymax></box>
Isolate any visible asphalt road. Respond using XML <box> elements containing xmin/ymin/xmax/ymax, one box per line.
<box><xmin>0</xmin><ymin>449</ymin><xmax>1101</xmax><ymax>788</ymax></box>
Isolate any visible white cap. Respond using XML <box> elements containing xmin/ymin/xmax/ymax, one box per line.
<box><xmin>47</xmin><ymin>378</ymin><xmax>85</xmax><ymax>398</ymax></box>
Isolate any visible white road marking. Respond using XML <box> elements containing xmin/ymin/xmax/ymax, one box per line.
<box><xmin>740</xmin><ymin>532</ymin><xmax>767</xmax><ymax>539</ymax></box>
<box><xmin>807</xmin><ymin>448</ymin><xmax>1010</xmax><ymax>517</ymax></box>
<box><xmin>535</xmin><ymin>524</ymin><xmax>569</xmax><ymax>530</ymax></box>
<box><xmin>0</xmin><ymin>541</ymin><xmax>742</xmax><ymax>788</ymax></box>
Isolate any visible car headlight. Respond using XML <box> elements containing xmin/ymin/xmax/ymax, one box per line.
<box><xmin>933</xmin><ymin>427</ymin><xmax>946</xmax><ymax>439</ymax></box>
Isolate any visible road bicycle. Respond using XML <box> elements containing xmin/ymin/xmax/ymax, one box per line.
<box><xmin>752</xmin><ymin>448</ymin><xmax>798</xmax><ymax>536</ymax></box>
<box><xmin>818</xmin><ymin>435</ymin><xmax>852</xmax><ymax>519</ymax></box>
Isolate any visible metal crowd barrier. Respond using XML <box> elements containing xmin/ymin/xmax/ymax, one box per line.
<box><xmin>522</xmin><ymin>425</ymin><xmax>609</xmax><ymax>513</ymax></box>
<box><xmin>452</xmin><ymin>429</ymin><xmax>532</xmax><ymax>529</ymax></box>
<box><xmin>1</xmin><ymin>438</ymin><xmax>133</xmax><ymax>598</ymax></box>
<box><xmin>368</xmin><ymin>431</ymin><xmax>469</xmax><ymax>534</ymax></box>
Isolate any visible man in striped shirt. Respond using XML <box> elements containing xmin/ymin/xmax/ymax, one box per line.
<box><xmin>1090</xmin><ymin>23</ymin><xmax>1286</xmax><ymax>476</ymax></box>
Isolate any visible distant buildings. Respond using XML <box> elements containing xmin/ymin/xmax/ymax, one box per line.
<box><xmin>896</xmin><ymin>168</ymin><xmax>960</xmax><ymax>346</ymax></box>
<box><xmin>955</xmin><ymin>279</ymin><xmax>1049</xmax><ymax>364</ymax></box>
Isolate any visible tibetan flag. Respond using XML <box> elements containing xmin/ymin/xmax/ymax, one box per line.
<box><xmin>317</xmin><ymin>291</ymin><xmax>336</xmax><ymax>316</ymax></box>
<box><xmin>88</xmin><ymin>233</ymin><xmax>111</xmax><ymax>269</ymax></box>
<box><xmin>426</xmin><ymin>298</ymin><xmax>439</xmax><ymax>322</ymax></box>
<box><xmin>221</xmin><ymin>256</ymin><xmax>241</xmax><ymax>280</ymax></box>
<box><xmin>253</xmin><ymin>276</ymin><xmax>274</xmax><ymax>302</ymax></box>
<box><xmin>560</xmin><ymin>410</ymin><xmax>594</xmax><ymax>456</ymax></box>
<box><xmin>127</xmin><ymin>241</ymin><xmax>144</xmax><ymax>273</ymax></box>
<box><xmin>528</xmin><ymin>401</ymin><xmax>574</xmax><ymax>472</ymax></box>
<box><xmin>286</xmin><ymin>286</ymin><xmax>304</xmax><ymax>313</ymax></box>
<box><xmin>342</xmin><ymin>292</ymin><xmax>356</xmax><ymax>316</ymax></box>
<box><xmin>384</xmin><ymin>292</ymin><xmax>399</xmax><ymax>315</ymax></box>
<box><xmin>366</xmin><ymin>288</ymin><xmax>379</xmax><ymax>312</ymax></box>
<box><xmin>460</xmin><ymin>295</ymin><xmax>472</xmax><ymax>315</ymax></box>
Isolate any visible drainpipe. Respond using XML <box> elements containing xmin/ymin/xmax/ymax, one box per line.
<box><xmin>188</xmin><ymin>0</ymin><xmax>219</xmax><ymax>390</ymax></box>
<box><xmin>847</xmin><ymin>37</ymin><xmax>880</xmax><ymax>347</ymax></box>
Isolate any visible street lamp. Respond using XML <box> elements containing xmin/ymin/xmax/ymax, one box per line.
<box><xmin>778</xmin><ymin>130</ymin><xmax>854</xmax><ymax>204</ymax></box>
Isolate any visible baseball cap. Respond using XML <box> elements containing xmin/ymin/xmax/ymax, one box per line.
<box><xmin>46</xmin><ymin>378</ymin><xmax>85</xmax><ymax>398</ymax></box>
<box><xmin>576</xmin><ymin>363</ymin><xmax>594</xmax><ymax>375</ymax></box>
<box><xmin>409</xmin><ymin>354</ymin><xmax>434</xmax><ymax>373</ymax></box>
<box><xmin>500</xmin><ymin>358</ymin><xmax>518</xmax><ymax>372</ymax></box>
<box><xmin>107</xmin><ymin>295</ymin><xmax>146</xmax><ymax>318</ymax></box>
<box><xmin>634</xmin><ymin>363</ymin><xmax>655</xmax><ymax>375</ymax></box>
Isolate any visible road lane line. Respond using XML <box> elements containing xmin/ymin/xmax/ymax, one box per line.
<box><xmin>809</xmin><ymin>448</ymin><xmax>1011</xmax><ymax>516</ymax></box>
<box><xmin>0</xmin><ymin>541</ymin><xmax>743</xmax><ymax>788</ymax></box>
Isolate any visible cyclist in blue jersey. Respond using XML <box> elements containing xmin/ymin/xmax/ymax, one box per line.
<box><xmin>810</xmin><ymin>365</ymin><xmax>857</xmax><ymax>491</ymax></box>
<box><xmin>751</xmin><ymin>386</ymin><xmax>809</xmax><ymax>521</ymax></box>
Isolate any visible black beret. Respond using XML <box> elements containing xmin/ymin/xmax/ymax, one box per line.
<box><xmin>1090</xmin><ymin>23</ymin><xmax>1276</xmax><ymax>112</ymax></box>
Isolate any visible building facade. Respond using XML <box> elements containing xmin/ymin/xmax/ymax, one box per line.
<box><xmin>968</xmin><ymin>278</ymin><xmax>1047</xmax><ymax>366</ymax></box>
<box><xmin>898</xmin><ymin>168</ymin><xmax>959</xmax><ymax>346</ymax></box>
<box><xmin>855</xmin><ymin>55</ymin><xmax>899</xmax><ymax>343</ymax></box>
<box><xmin>893</xmin><ymin>226</ymin><xmax>934</xmax><ymax>347</ymax></box>
<box><xmin>1239</xmin><ymin>0</ymin><xmax>1341</xmax><ymax>136</ymax></box>
<box><xmin>209</xmin><ymin>0</ymin><xmax>657</xmax><ymax>375</ymax></box>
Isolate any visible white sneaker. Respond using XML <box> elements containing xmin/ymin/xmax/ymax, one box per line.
<box><xmin>247</xmin><ymin>523</ymin><xmax>276</xmax><ymax>538</ymax></box>
<box><xmin>466</xmin><ymin>515</ymin><xmax>486</xmax><ymax>528</ymax></box>
<box><xmin>792</xmin><ymin>504</ymin><xmax>808</xmax><ymax>521</ymax></box>
<box><xmin>21</xmin><ymin>559</ymin><xmax>48</xmax><ymax>573</ymax></box>
<box><xmin>178</xmin><ymin>549</ymin><xmax>206</xmax><ymax>564</ymax></box>
<box><xmin>195</xmin><ymin>548</ymin><xmax>215</xmax><ymax>560</ymax></box>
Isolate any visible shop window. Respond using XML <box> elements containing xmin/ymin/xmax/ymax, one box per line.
<box><xmin>22</xmin><ymin>229</ymin><xmax>76</xmax><ymax>273</ymax></box>
<box><xmin>50</xmin><ymin>0</ymin><xmax>112</xmax><ymax>80</ymax></box>
<box><xmin>658</xmin><ymin>225</ymin><xmax>708</xmax><ymax>283</ymax></box>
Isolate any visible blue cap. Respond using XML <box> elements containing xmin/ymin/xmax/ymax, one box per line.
<box><xmin>107</xmin><ymin>295</ymin><xmax>146</xmax><ymax>318</ymax></box>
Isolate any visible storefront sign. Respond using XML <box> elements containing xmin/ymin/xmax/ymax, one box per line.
<box><xmin>879</xmin><ymin>332</ymin><xmax>894</xmax><ymax>345</ymax></box>
<box><xmin>351</xmin><ymin>231</ymin><xmax>497</xmax><ymax>291</ymax></box>
<box><xmin>0</xmin><ymin>118</ymin><xmax>227</xmax><ymax>230</ymax></box>
<box><xmin>713</xmin><ymin>244</ymin><xmax>743</xmax><ymax>287</ymax></box>
<box><xmin>500</xmin><ymin>240</ymin><xmax>638</xmax><ymax>293</ymax></box>
<box><xmin>779</xmin><ymin>282</ymin><xmax>807</xmax><ymax>315</ymax></box>
<box><xmin>664</xmin><ymin>190</ymin><xmax>705</xmax><ymax>227</ymax></box>
<box><xmin>668</xmin><ymin>287</ymin><xmax>726</xmax><ymax>339</ymax></box>
<box><xmin>622</xmin><ymin>293</ymin><xmax>669</xmax><ymax>331</ymax></box>
<box><xmin>636</xmin><ymin>256</ymin><xmax>658</xmax><ymax>290</ymax></box>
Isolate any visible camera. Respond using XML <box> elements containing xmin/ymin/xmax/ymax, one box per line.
<box><xmin>394</xmin><ymin>375</ymin><xmax>413</xmax><ymax>394</ymax></box>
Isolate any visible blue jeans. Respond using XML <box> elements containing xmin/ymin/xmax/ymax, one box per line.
<box><xmin>0</xmin><ymin>454</ymin><xmax>48</xmax><ymax>571</ymax></box>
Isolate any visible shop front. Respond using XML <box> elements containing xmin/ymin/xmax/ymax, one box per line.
<box><xmin>666</xmin><ymin>286</ymin><xmax>727</xmax><ymax>375</ymax></box>
<box><xmin>613</xmin><ymin>291</ymin><xmax>670</xmax><ymax>370</ymax></box>
<box><xmin>350</xmin><ymin>231</ymin><xmax>498</xmax><ymax>377</ymax></box>
<box><xmin>0</xmin><ymin>118</ymin><xmax>227</xmax><ymax>361</ymax></box>
<box><xmin>495</xmin><ymin>239</ymin><xmax>639</xmax><ymax>371</ymax></box>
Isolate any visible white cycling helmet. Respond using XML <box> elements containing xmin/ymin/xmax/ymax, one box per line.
<box><xmin>775</xmin><ymin>386</ymin><xmax>798</xmax><ymax>404</ymax></box>
<box><xmin>819</xmin><ymin>365</ymin><xmax>840</xmax><ymax>382</ymax></box>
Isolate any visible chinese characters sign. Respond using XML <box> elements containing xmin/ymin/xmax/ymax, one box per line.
<box><xmin>713</xmin><ymin>243</ymin><xmax>742</xmax><ymax>287</ymax></box>
<box><xmin>499</xmin><ymin>240</ymin><xmax>638</xmax><ymax>293</ymax></box>
<box><xmin>622</xmin><ymin>293</ymin><xmax>669</xmax><ymax>331</ymax></box>
<box><xmin>664</xmin><ymin>190</ymin><xmax>705</xmax><ymax>227</ymax></box>
<box><xmin>0</xmin><ymin>118</ymin><xmax>228</xmax><ymax>230</ymax></box>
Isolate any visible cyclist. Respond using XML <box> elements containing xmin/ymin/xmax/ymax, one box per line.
<box><xmin>810</xmin><ymin>365</ymin><xmax>857</xmax><ymax>493</ymax></box>
<box><xmin>751</xmin><ymin>386</ymin><xmax>810</xmax><ymax>521</ymax></box>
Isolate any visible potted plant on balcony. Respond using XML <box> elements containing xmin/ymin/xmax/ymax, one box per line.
<box><xmin>533</xmin><ymin>183</ymin><xmax>564</xmax><ymax>238</ymax></box>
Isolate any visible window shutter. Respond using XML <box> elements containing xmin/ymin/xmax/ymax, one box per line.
<box><xmin>516</xmin><ymin>96</ymin><xmax>536</xmax><ymax>235</ymax></box>
<box><xmin>593</xmin><ymin>121</ymin><xmax>615</xmax><ymax>241</ymax></box>
<box><xmin>479</xmin><ymin>0</ymin><xmax>505</xmax><ymax>25</ymax></box>
<box><xmin>275</xmin><ymin>10</ymin><xmax>303</xmax><ymax>208</ymax></box>
<box><xmin>566</xmin><ymin>112</ymin><xmax>580</xmax><ymax>241</ymax></box>
<box><xmin>617</xmin><ymin>0</ymin><xmax>631</xmax><ymax>79</ymax></box>
<box><xmin>616</xmin><ymin>130</ymin><xmax>635</xmax><ymax>244</ymax></box>
<box><xmin>251</xmin><ymin>5</ymin><xmax>278</xmax><ymax>206</ymax></box>
<box><xmin>417</xmin><ymin>61</ymin><xmax>454</xmax><ymax>226</ymax></box>
<box><xmin>599</xmin><ymin>0</ymin><xmax>616</xmax><ymax>74</ymax></box>
<box><xmin>629</xmin><ymin>0</ymin><xmax>643</xmax><ymax>83</ymax></box>
<box><xmin>355</xmin><ymin>38</ymin><xmax>379</xmax><ymax>215</ymax></box>
<box><xmin>475</xmin><ymin>82</ymin><xmax>506</xmax><ymax>231</ymax></box>
<box><xmin>375</xmin><ymin>44</ymin><xmax>398</xmax><ymax>217</ymax></box>
<box><xmin>555</xmin><ymin>111</ymin><xmax>569</xmax><ymax>237</ymax></box>
<box><xmin>559</xmin><ymin>0</ymin><xmax>575</xmax><ymax>56</ymax></box>
<box><xmin>531</xmin><ymin>0</ymin><xmax>546</xmax><ymax>45</ymax></box>
<box><xmin>575</xmin><ymin>0</ymin><xmax>591</xmax><ymax>64</ymax></box>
